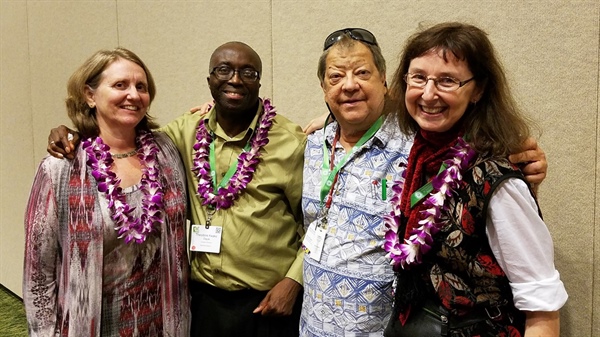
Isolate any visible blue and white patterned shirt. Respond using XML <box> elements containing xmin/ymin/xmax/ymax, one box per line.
<box><xmin>300</xmin><ymin>113</ymin><xmax>412</xmax><ymax>337</ymax></box>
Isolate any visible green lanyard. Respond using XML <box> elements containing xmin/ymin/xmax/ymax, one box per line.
<box><xmin>209</xmin><ymin>133</ymin><xmax>251</xmax><ymax>193</ymax></box>
<box><xmin>409</xmin><ymin>163</ymin><xmax>447</xmax><ymax>208</ymax></box>
<box><xmin>409</xmin><ymin>137</ymin><xmax>471</xmax><ymax>208</ymax></box>
<box><xmin>320</xmin><ymin>116</ymin><xmax>383</xmax><ymax>205</ymax></box>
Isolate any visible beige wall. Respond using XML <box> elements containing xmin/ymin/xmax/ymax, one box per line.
<box><xmin>1</xmin><ymin>0</ymin><xmax>598</xmax><ymax>335</ymax></box>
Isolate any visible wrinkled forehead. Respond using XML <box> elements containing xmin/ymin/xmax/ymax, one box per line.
<box><xmin>326</xmin><ymin>42</ymin><xmax>376</xmax><ymax>67</ymax></box>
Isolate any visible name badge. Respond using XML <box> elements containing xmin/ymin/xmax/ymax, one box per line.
<box><xmin>302</xmin><ymin>218</ymin><xmax>327</xmax><ymax>262</ymax></box>
<box><xmin>190</xmin><ymin>224</ymin><xmax>222</xmax><ymax>253</ymax></box>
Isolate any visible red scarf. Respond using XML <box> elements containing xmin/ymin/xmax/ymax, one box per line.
<box><xmin>399</xmin><ymin>127</ymin><xmax>463</xmax><ymax>240</ymax></box>
<box><xmin>395</xmin><ymin>126</ymin><xmax>463</xmax><ymax>326</ymax></box>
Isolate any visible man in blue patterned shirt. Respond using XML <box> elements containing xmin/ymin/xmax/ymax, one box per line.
<box><xmin>299</xmin><ymin>28</ymin><xmax>412</xmax><ymax>337</ymax></box>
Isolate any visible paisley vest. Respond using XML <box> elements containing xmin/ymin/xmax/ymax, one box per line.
<box><xmin>398</xmin><ymin>156</ymin><xmax>536</xmax><ymax>336</ymax></box>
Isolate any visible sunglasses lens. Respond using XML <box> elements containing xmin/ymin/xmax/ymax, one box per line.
<box><xmin>323</xmin><ymin>28</ymin><xmax>378</xmax><ymax>50</ymax></box>
<box><xmin>349</xmin><ymin>29</ymin><xmax>376</xmax><ymax>45</ymax></box>
<box><xmin>323</xmin><ymin>31</ymin><xmax>345</xmax><ymax>50</ymax></box>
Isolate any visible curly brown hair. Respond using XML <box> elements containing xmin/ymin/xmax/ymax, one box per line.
<box><xmin>388</xmin><ymin>22</ymin><xmax>534</xmax><ymax>156</ymax></box>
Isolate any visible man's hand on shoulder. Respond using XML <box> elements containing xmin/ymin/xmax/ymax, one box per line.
<box><xmin>302</xmin><ymin>112</ymin><xmax>329</xmax><ymax>135</ymax></box>
<box><xmin>48</xmin><ymin>125</ymin><xmax>79</xmax><ymax>159</ymax></box>
<box><xmin>508</xmin><ymin>137</ymin><xmax>547</xmax><ymax>194</ymax></box>
<box><xmin>189</xmin><ymin>100</ymin><xmax>214</xmax><ymax>115</ymax></box>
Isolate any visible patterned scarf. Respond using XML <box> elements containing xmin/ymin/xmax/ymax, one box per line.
<box><xmin>399</xmin><ymin>126</ymin><xmax>463</xmax><ymax>239</ymax></box>
<box><xmin>394</xmin><ymin>124</ymin><xmax>463</xmax><ymax>324</ymax></box>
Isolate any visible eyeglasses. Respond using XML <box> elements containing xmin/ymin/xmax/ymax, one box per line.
<box><xmin>210</xmin><ymin>65</ymin><xmax>260</xmax><ymax>82</ymax></box>
<box><xmin>323</xmin><ymin>28</ymin><xmax>379</xmax><ymax>51</ymax></box>
<box><xmin>404</xmin><ymin>73</ymin><xmax>475</xmax><ymax>92</ymax></box>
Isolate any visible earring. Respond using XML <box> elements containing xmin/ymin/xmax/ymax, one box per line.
<box><xmin>89</xmin><ymin>103</ymin><xmax>95</xmax><ymax>108</ymax></box>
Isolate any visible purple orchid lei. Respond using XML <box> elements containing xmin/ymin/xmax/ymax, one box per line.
<box><xmin>383</xmin><ymin>137</ymin><xmax>477</xmax><ymax>269</ymax></box>
<box><xmin>192</xmin><ymin>98</ymin><xmax>277</xmax><ymax>210</ymax></box>
<box><xmin>82</xmin><ymin>131</ymin><xmax>164</xmax><ymax>244</ymax></box>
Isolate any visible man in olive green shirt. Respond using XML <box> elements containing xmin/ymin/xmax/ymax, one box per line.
<box><xmin>162</xmin><ymin>42</ymin><xmax>306</xmax><ymax>337</ymax></box>
<box><xmin>163</xmin><ymin>97</ymin><xmax>305</xmax><ymax>295</ymax></box>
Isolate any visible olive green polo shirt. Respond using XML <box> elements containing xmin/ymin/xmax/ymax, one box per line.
<box><xmin>161</xmin><ymin>101</ymin><xmax>306</xmax><ymax>291</ymax></box>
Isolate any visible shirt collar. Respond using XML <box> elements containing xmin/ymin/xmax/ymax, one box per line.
<box><xmin>323</xmin><ymin>112</ymin><xmax>394</xmax><ymax>150</ymax></box>
<box><xmin>204</xmin><ymin>101</ymin><xmax>264</xmax><ymax>142</ymax></box>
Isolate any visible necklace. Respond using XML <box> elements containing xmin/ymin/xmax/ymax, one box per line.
<box><xmin>192</xmin><ymin>98</ymin><xmax>276</xmax><ymax>210</ymax></box>
<box><xmin>383</xmin><ymin>137</ymin><xmax>476</xmax><ymax>269</ymax></box>
<box><xmin>111</xmin><ymin>148</ymin><xmax>138</xmax><ymax>159</ymax></box>
<box><xmin>82</xmin><ymin>131</ymin><xmax>164</xmax><ymax>244</ymax></box>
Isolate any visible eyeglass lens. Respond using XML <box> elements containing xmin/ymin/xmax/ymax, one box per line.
<box><xmin>404</xmin><ymin>73</ymin><xmax>474</xmax><ymax>92</ymax></box>
<box><xmin>212</xmin><ymin>66</ymin><xmax>259</xmax><ymax>82</ymax></box>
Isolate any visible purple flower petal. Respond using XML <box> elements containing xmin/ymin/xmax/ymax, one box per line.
<box><xmin>83</xmin><ymin>131</ymin><xmax>164</xmax><ymax>244</ymax></box>
<box><xmin>191</xmin><ymin>98</ymin><xmax>276</xmax><ymax>210</ymax></box>
<box><xmin>382</xmin><ymin>136</ymin><xmax>475</xmax><ymax>269</ymax></box>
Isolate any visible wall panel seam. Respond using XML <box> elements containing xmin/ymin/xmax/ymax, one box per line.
<box><xmin>25</xmin><ymin>0</ymin><xmax>35</xmax><ymax>180</ymax></box>
<box><xmin>593</xmin><ymin>5</ymin><xmax>600</xmax><ymax>337</ymax></box>
<box><xmin>270</xmin><ymin>0</ymin><xmax>274</xmax><ymax>101</ymax></box>
<box><xmin>115</xmin><ymin>0</ymin><xmax>120</xmax><ymax>46</ymax></box>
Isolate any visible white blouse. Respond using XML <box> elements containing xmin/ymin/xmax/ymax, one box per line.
<box><xmin>486</xmin><ymin>178</ymin><xmax>568</xmax><ymax>311</ymax></box>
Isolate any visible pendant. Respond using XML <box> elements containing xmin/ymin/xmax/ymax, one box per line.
<box><xmin>205</xmin><ymin>206</ymin><xmax>216</xmax><ymax>229</ymax></box>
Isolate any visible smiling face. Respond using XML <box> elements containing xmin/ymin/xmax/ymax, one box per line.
<box><xmin>207</xmin><ymin>43</ymin><xmax>261</xmax><ymax>116</ymax></box>
<box><xmin>85</xmin><ymin>58</ymin><xmax>150</xmax><ymax>134</ymax></box>
<box><xmin>322</xmin><ymin>42</ymin><xmax>387</xmax><ymax>136</ymax></box>
<box><xmin>405</xmin><ymin>49</ymin><xmax>482</xmax><ymax>133</ymax></box>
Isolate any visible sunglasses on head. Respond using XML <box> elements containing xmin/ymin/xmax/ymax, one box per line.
<box><xmin>323</xmin><ymin>28</ymin><xmax>379</xmax><ymax>51</ymax></box>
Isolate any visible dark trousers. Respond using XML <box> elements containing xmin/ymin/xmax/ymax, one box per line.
<box><xmin>190</xmin><ymin>280</ymin><xmax>302</xmax><ymax>337</ymax></box>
